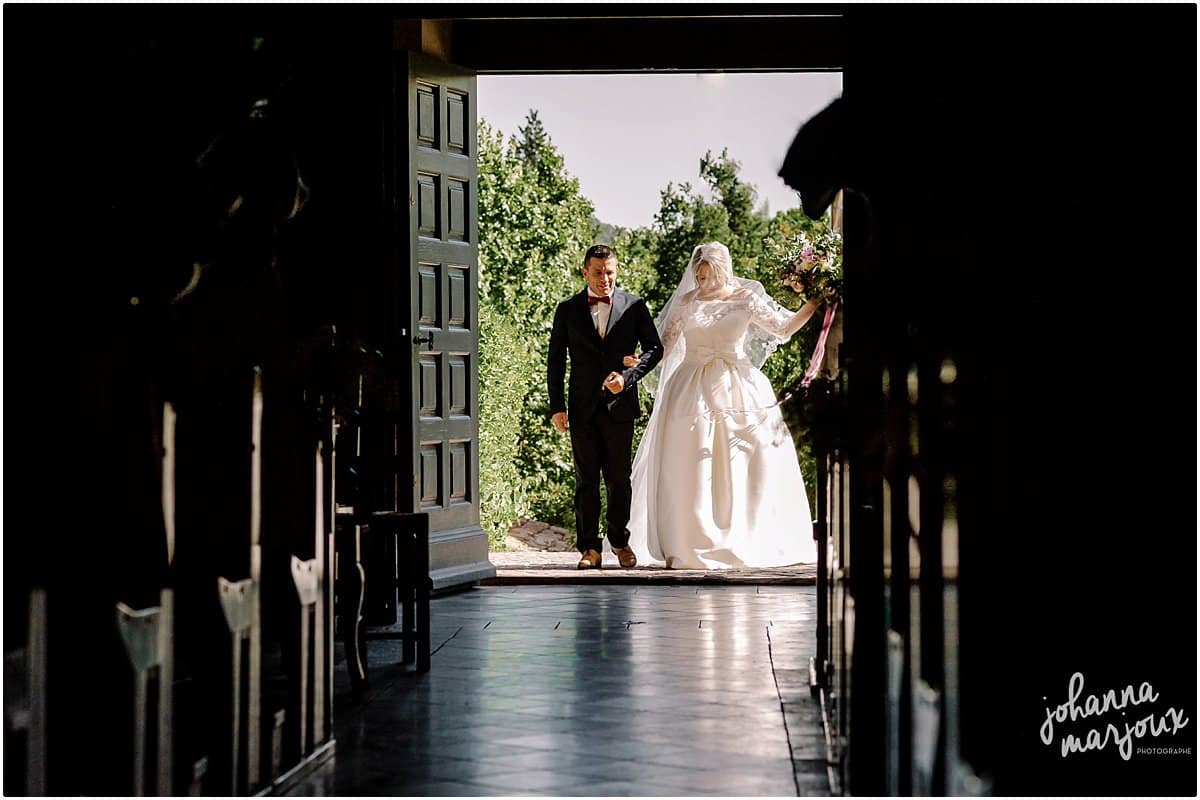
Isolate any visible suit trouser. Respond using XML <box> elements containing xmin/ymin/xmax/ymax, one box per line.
<box><xmin>569</xmin><ymin>403</ymin><xmax>634</xmax><ymax>553</ymax></box>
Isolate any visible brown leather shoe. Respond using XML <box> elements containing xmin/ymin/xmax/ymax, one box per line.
<box><xmin>577</xmin><ymin>549</ymin><xmax>602</xmax><ymax>569</ymax></box>
<box><xmin>613</xmin><ymin>545</ymin><xmax>637</xmax><ymax>569</ymax></box>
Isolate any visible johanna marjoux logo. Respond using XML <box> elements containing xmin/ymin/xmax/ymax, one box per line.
<box><xmin>1040</xmin><ymin>672</ymin><xmax>1190</xmax><ymax>760</ymax></box>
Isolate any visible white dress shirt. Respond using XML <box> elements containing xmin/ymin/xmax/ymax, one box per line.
<box><xmin>587</xmin><ymin>288</ymin><xmax>612</xmax><ymax>339</ymax></box>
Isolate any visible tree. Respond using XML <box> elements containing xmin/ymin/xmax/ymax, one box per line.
<box><xmin>476</xmin><ymin>113</ymin><xmax>597</xmax><ymax>543</ymax></box>
<box><xmin>477</xmin><ymin>302</ymin><xmax>529</xmax><ymax>543</ymax></box>
<box><xmin>636</xmin><ymin>148</ymin><xmax>771</xmax><ymax>312</ymax></box>
<box><xmin>477</xmin><ymin>113</ymin><xmax>593</xmax><ymax>327</ymax></box>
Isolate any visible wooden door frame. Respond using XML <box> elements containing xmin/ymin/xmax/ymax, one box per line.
<box><xmin>389</xmin><ymin>13</ymin><xmax>848</xmax><ymax>594</ymax></box>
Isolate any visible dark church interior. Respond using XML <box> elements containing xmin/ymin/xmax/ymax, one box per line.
<box><xmin>3</xmin><ymin>7</ymin><xmax>1195</xmax><ymax>797</ymax></box>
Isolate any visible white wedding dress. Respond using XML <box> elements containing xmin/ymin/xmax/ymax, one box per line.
<box><xmin>626</xmin><ymin>290</ymin><xmax>816</xmax><ymax>569</ymax></box>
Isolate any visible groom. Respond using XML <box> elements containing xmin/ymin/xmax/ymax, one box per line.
<box><xmin>548</xmin><ymin>244</ymin><xmax>664</xmax><ymax>569</ymax></box>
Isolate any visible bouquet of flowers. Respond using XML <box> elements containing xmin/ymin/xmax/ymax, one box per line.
<box><xmin>775</xmin><ymin>229</ymin><xmax>843</xmax><ymax>304</ymax></box>
<box><xmin>767</xmin><ymin>226</ymin><xmax>844</xmax><ymax>390</ymax></box>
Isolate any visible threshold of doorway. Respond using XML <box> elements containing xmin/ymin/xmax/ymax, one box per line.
<box><xmin>484</xmin><ymin>550</ymin><xmax>816</xmax><ymax>586</ymax></box>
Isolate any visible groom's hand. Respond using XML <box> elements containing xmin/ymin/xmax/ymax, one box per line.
<box><xmin>551</xmin><ymin>411</ymin><xmax>568</xmax><ymax>433</ymax></box>
<box><xmin>603</xmin><ymin>372</ymin><xmax>625</xmax><ymax>394</ymax></box>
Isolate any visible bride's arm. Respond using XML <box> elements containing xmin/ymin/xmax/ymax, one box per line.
<box><xmin>783</xmin><ymin>297</ymin><xmax>823</xmax><ymax>336</ymax></box>
<box><xmin>744</xmin><ymin>288</ymin><xmax>823</xmax><ymax>338</ymax></box>
<box><xmin>621</xmin><ymin>304</ymin><xmax>684</xmax><ymax>369</ymax></box>
<box><xmin>660</xmin><ymin>309</ymin><xmax>685</xmax><ymax>354</ymax></box>
<box><xmin>658</xmin><ymin>290</ymin><xmax>693</xmax><ymax>354</ymax></box>
<box><xmin>621</xmin><ymin>292</ymin><xmax>690</xmax><ymax>372</ymax></box>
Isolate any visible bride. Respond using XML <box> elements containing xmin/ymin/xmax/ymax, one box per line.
<box><xmin>622</xmin><ymin>242</ymin><xmax>823</xmax><ymax>569</ymax></box>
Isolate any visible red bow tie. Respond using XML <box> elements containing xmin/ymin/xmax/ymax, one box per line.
<box><xmin>588</xmin><ymin>295</ymin><xmax>611</xmax><ymax>306</ymax></box>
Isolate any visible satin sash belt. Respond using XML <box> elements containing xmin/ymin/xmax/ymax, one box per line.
<box><xmin>680</xmin><ymin>345</ymin><xmax>747</xmax><ymax>366</ymax></box>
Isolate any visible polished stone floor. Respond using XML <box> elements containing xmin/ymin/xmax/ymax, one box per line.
<box><xmin>485</xmin><ymin>551</ymin><xmax>817</xmax><ymax>585</ymax></box>
<box><xmin>285</xmin><ymin>585</ymin><xmax>828</xmax><ymax>796</ymax></box>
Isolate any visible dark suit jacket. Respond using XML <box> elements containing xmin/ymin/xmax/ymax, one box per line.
<box><xmin>548</xmin><ymin>288</ymin><xmax>664</xmax><ymax>423</ymax></box>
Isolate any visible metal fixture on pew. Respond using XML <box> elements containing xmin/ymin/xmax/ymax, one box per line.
<box><xmin>288</xmin><ymin>439</ymin><xmax>333</xmax><ymax>758</ymax></box>
<box><xmin>115</xmin><ymin>591</ymin><xmax>174</xmax><ymax>797</ymax></box>
<box><xmin>290</xmin><ymin>556</ymin><xmax>320</xmax><ymax>757</ymax></box>
<box><xmin>205</xmin><ymin>369</ymin><xmax>267</xmax><ymax>794</ymax></box>
<box><xmin>216</xmin><ymin>577</ymin><xmax>254</xmax><ymax>796</ymax></box>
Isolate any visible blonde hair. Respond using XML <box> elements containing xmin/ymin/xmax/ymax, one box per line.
<box><xmin>690</xmin><ymin>242</ymin><xmax>734</xmax><ymax>287</ymax></box>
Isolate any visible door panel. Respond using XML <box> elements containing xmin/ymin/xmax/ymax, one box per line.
<box><xmin>399</xmin><ymin>51</ymin><xmax>494</xmax><ymax>589</ymax></box>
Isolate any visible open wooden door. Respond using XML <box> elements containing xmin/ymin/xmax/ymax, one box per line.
<box><xmin>396</xmin><ymin>51</ymin><xmax>494</xmax><ymax>590</ymax></box>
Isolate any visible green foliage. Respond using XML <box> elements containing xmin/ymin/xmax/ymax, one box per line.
<box><xmin>638</xmin><ymin>148</ymin><xmax>771</xmax><ymax>311</ymax></box>
<box><xmin>699</xmin><ymin>148</ymin><xmax>768</xmax><ymax>271</ymax></box>
<box><xmin>610</xmin><ymin>224</ymin><xmax>661</xmax><ymax>307</ymax></box>
<box><xmin>477</xmin><ymin>303</ymin><xmax>529</xmax><ymax>546</ymax></box>
<box><xmin>478</xmin><ymin>114</ymin><xmax>593</xmax><ymax>326</ymax></box>
<box><xmin>477</xmin><ymin>113</ymin><xmax>596</xmax><ymax>538</ymax></box>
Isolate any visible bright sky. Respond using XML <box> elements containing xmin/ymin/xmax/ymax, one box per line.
<box><xmin>479</xmin><ymin>72</ymin><xmax>843</xmax><ymax>230</ymax></box>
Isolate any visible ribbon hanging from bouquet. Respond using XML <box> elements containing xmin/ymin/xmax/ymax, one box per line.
<box><xmin>800</xmin><ymin>302</ymin><xmax>839</xmax><ymax>389</ymax></box>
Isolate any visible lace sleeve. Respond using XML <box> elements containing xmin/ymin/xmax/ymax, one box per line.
<box><xmin>746</xmin><ymin>290</ymin><xmax>797</xmax><ymax>340</ymax></box>
<box><xmin>642</xmin><ymin>291</ymin><xmax>691</xmax><ymax>397</ymax></box>
<box><xmin>660</xmin><ymin>301</ymin><xmax>686</xmax><ymax>354</ymax></box>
